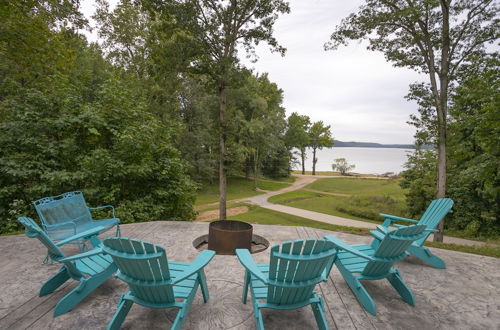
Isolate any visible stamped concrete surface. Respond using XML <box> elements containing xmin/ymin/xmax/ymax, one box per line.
<box><xmin>0</xmin><ymin>221</ymin><xmax>498</xmax><ymax>329</ymax></box>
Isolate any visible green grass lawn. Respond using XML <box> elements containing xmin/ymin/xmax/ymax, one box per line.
<box><xmin>195</xmin><ymin>177</ymin><xmax>291</xmax><ymax>205</ymax></box>
<box><xmin>306</xmin><ymin>177</ymin><xmax>405</xmax><ymax>200</ymax></box>
<box><xmin>268</xmin><ymin>187</ymin><xmax>407</xmax><ymax>224</ymax></box>
<box><xmin>227</xmin><ymin>205</ymin><xmax>500</xmax><ymax>258</ymax></box>
<box><xmin>227</xmin><ymin>204</ymin><xmax>371</xmax><ymax>236</ymax></box>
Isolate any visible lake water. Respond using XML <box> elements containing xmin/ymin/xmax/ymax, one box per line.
<box><xmin>294</xmin><ymin>147</ymin><xmax>413</xmax><ymax>175</ymax></box>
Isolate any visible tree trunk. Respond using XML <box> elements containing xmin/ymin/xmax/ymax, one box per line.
<box><xmin>218</xmin><ymin>77</ymin><xmax>227</xmax><ymax>220</ymax></box>
<box><xmin>244</xmin><ymin>158</ymin><xmax>250</xmax><ymax>179</ymax></box>
<box><xmin>253</xmin><ymin>149</ymin><xmax>258</xmax><ymax>191</ymax></box>
<box><xmin>434</xmin><ymin>0</ymin><xmax>451</xmax><ymax>242</ymax></box>
<box><xmin>312</xmin><ymin>147</ymin><xmax>317</xmax><ymax>175</ymax></box>
<box><xmin>300</xmin><ymin>147</ymin><xmax>306</xmax><ymax>174</ymax></box>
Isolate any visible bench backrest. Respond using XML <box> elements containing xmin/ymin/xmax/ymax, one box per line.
<box><xmin>33</xmin><ymin>191</ymin><xmax>92</xmax><ymax>229</ymax></box>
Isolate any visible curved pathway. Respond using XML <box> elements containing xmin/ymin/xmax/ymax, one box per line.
<box><xmin>242</xmin><ymin>175</ymin><xmax>486</xmax><ymax>246</ymax></box>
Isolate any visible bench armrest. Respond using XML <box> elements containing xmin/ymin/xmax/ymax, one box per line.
<box><xmin>236</xmin><ymin>249</ymin><xmax>268</xmax><ymax>284</ymax></box>
<box><xmin>89</xmin><ymin>205</ymin><xmax>115</xmax><ymax>218</ymax></box>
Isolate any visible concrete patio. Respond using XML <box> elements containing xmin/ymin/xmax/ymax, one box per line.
<box><xmin>1</xmin><ymin>221</ymin><xmax>499</xmax><ymax>329</ymax></box>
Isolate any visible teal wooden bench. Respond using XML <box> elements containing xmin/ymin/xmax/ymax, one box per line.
<box><xmin>18</xmin><ymin>217</ymin><xmax>117</xmax><ymax>317</ymax></box>
<box><xmin>102</xmin><ymin>237</ymin><xmax>215</xmax><ymax>330</ymax></box>
<box><xmin>236</xmin><ymin>239</ymin><xmax>337</xmax><ymax>330</ymax></box>
<box><xmin>371</xmin><ymin>198</ymin><xmax>454</xmax><ymax>268</ymax></box>
<box><xmin>325</xmin><ymin>224</ymin><xmax>428</xmax><ymax>315</ymax></box>
<box><xmin>33</xmin><ymin>191</ymin><xmax>120</xmax><ymax>251</ymax></box>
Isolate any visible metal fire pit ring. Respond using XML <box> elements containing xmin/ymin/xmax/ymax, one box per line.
<box><xmin>207</xmin><ymin>220</ymin><xmax>253</xmax><ymax>255</ymax></box>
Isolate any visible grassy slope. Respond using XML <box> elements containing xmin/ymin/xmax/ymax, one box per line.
<box><xmin>227</xmin><ymin>205</ymin><xmax>371</xmax><ymax>236</ymax></box>
<box><xmin>195</xmin><ymin>177</ymin><xmax>291</xmax><ymax>205</ymax></box>
<box><xmin>228</xmin><ymin>205</ymin><xmax>500</xmax><ymax>258</ymax></box>
<box><xmin>306</xmin><ymin>178</ymin><xmax>405</xmax><ymax>200</ymax></box>
<box><xmin>269</xmin><ymin>178</ymin><xmax>407</xmax><ymax>223</ymax></box>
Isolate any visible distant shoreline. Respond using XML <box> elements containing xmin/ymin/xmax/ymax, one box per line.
<box><xmin>291</xmin><ymin>170</ymin><xmax>398</xmax><ymax>177</ymax></box>
<box><xmin>333</xmin><ymin>140</ymin><xmax>415</xmax><ymax>149</ymax></box>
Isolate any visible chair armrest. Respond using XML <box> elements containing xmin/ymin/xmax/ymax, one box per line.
<box><xmin>236</xmin><ymin>249</ymin><xmax>268</xmax><ymax>284</ymax></box>
<box><xmin>324</xmin><ymin>235</ymin><xmax>374</xmax><ymax>261</ymax></box>
<box><xmin>370</xmin><ymin>230</ymin><xmax>385</xmax><ymax>241</ymax></box>
<box><xmin>89</xmin><ymin>205</ymin><xmax>115</xmax><ymax>218</ymax></box>
<box><xmin>321</xmin><ymin>253</ymin><xmax>337</xmax><ymax>281</ymax></box>
<box><xmin>379</xmin><ymin>213</ymin><xmax>418</xmax><ymax>227</ymax></box>
<box><xmin>376</xmin><ymin>225</ymin><xmax>390</xmax><ymax>234</ymax></box>
<box><xmin>55</xmin><ymin>225</ymin><xmax>106</xmax><ymax>246</ymax></box>
<box><xmin>171</xmin><ymin>250</ymin><xmax>215</xmax><ymax>284</ymax></box>
<box><xmin>58</xmin><ymin>247</ymin><xmax>104</xmax><ymax>262</ymax></box>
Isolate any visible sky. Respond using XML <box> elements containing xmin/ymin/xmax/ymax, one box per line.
<box><xmin>80</xmin><ymin>0</ymin><xmax>423</xmax><ymax>144</ymax></box>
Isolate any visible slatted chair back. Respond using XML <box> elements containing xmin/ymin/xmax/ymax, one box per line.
<box><xmin>18</xmin><ymin>217</ymin><xmax>66</xmax><ymax>259</ymax></box>
<box><xmin>34</xmin><ymin>191</ymin><xmax>92</xmax><ymax>229</ymax></box>
<box><xmin>362</xmin><ymin>225</ymin><xmax>427</xmax><ymax>278</ymax></box>
<box><xmin>266</xmin><ymin>239</ymin><xmax>336</xmax><ymax>306</ymax></box>
<box><xmin>17</xmin><ymin>217</ymin><xmax>85</xmax><ymax>279</ymax></box>
<box><xmin>415</xmin><ymin>198</ymin><xmax>454</xmax><ymax>246</ymax></box>
<box><xmin>103</xmin><ymin>237</ymin><xmax>175</xmax><ymax>305</ymax></box>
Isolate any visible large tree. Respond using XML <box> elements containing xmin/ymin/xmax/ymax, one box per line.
<box><xmin>284</xmin><ymin>112</ymin><xmax>311</xmax><ymax>175</ymax></box>
<box><xmin>308</xmin><ymin>121</ymin><xmax>334</xmax><ymax>175</ymax></box>
<box><xmin>155</xmin><ymin>0</ymin><xmax>290</xmax><ymax>220</ymax></box>
<box><xmin>237</xmin><ymin>73</ymin><xmax>287</xmax><ymax>189</ymax></box>
<box><xmin>326</xmin><ymin>0</ymin><xmax>499</xmax><ymax>241</ymax></box>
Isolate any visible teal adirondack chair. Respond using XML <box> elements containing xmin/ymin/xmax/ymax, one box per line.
<box><xmin>236</xmin><ymin>239</ymin><xmax>337</xmax><ymax>330</ymax></box>
<box><xmin>17</xmin><ymin>217</ymin><xmax>117</xmax><ymax>317</ymax></box>
<box><xmin>371</xmin><ymin>198</ymin><xmax>454</xmax><ymax>269</ymax></box>
<box><xmin>102</xmin><ymin>237</ymin><xmax>215</xmax><ymax>330</ymax></box>
<box><xmin>325</xmin><ymin>224</ymin><xmax>428</xmax><ymax>315</ymax></box>
<box><xmin>33</xmin><ymin>191</ymin><xmax>120</xmax><ymax>250</ymax></box>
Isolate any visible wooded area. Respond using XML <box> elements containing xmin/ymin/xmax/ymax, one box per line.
<box><xmin>0</xmin><ymin>0</ymin><xmax>498</xmax><ymax>238</ymax></box>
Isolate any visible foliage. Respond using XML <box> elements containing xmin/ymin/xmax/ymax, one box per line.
<box><xmin>446</xmin><ymin>53</ymin><xmax>500</xmax><ymax>237</ymax></box>
<box><xmin>284</xmin><ymin>112</ymin><xmax>311</xmax><ymax>174</ymax></box>
<box><xmin>93</xmin><ymin>0</ymin><xmax>150</xmax><ymax>77</ymax></box>
<box><xmin>326</xmin><ymin>0</ymin><xmax>499</xmax><ymax>240</ymax></box>
<box><xmin>94</xmin><ymin>0</ymin><xmax>292</xmax><ymax>188</ymax></box>
<box><xmin>145</xmin><ymin>0</ymin><xmax>290</xmax><ymax>219</ymax></box>
<box><xmin>400</xmin><ymin>53</ymin><xmax>499</xmax><ymax>238</ymax></box>
<box><xmin>231</xmin><ymin>72</ymin><xmax>288</xmax><ymax>184</ymax></box>
<box><xmin>0</xmin><ymin>5</ymin><xmax>197</xmax><ymax>234</ymax></box>
<box><xmin>261</xmin><ymin>146</ymin><xmax>291</xmax><ymax>178</ymax></box>
<box><xmin>331</xmin><ymin>158</ymin><xmax>356</xmax><ymax>175</ymax></box>
<box><xmin>400</xmin><ymin>150</ymin><xmax>438</xmax><ymax>217</ymax></box>
<box><xmin>308</xmin><ymin>121</ymin><xmax>334</xmax><ymax>175</ymax></box>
